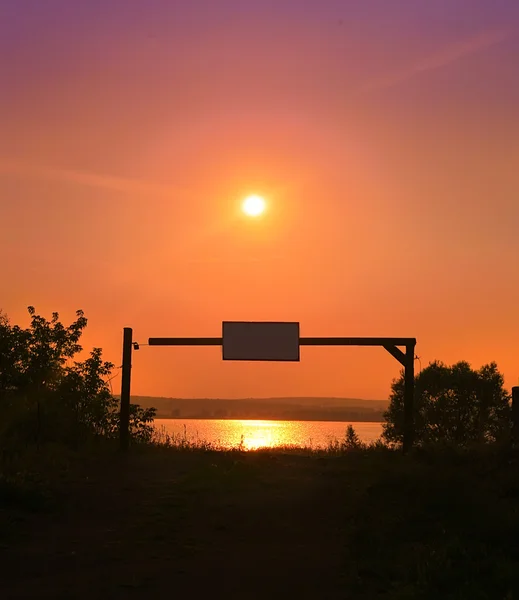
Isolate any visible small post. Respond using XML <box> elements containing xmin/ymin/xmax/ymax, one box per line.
<box><xmin>402</xmin><ymin>342</ymin><xmax>415</xmax><ymax>454</ymax></box>
<box><xmin>119</xmin><ymin>327</ymin><xmax>133</xmax><ymax>452</ymax></box>
<box><xmin>512</xmin><ymin>386</ymin><xmax>519</xmax><ymax>448</ymax></box>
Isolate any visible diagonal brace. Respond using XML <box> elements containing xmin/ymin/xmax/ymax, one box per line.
<box><xmin>383</xmin><ymin>344</ymin><xmax>406</xmax><ymax>366</ymax></box>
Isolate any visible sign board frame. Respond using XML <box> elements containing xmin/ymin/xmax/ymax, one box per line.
<box><xmin>222</xmin><ymin>321</ymin><xmax>300</xmax><ymax>362</ymax></box>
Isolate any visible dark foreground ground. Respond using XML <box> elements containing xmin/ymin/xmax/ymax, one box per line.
<box><xmin>1</xmin><ymin>445</ymin><xmax>519</xmax><ymax>599</ymax></box>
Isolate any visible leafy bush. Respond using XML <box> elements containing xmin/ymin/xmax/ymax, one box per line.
<box><xmin>0</xmin><ymin>307</ymin><xmax>155</xmax><ymax>449</ymax></box>
<box><xmin>383</xmin><ymin>360</ymin><xmax>511</xmax><ymax>447</ymax></box>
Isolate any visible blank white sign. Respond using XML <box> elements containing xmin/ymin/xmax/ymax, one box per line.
<box><xmin>222</xmin><ymin>321</ymin><xmax>300</xmax><ymax>361</ymax></box>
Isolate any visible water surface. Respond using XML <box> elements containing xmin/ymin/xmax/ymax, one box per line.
<box><xmin>154</xmin><ymin>418</ymin><xmax>383</xmax><ymax>450</ymax></box>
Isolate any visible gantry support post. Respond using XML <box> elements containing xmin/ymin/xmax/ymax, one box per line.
<box><xmin>383</xmin><ymin>341</ymin><xmax>415</xmax><ymax>453</ymax></box>
<box><xmin>403</xmin><ymin>342</ymin><xmax>415</xmax><ymax>454</ymax></box>
<box><xmin>119</xmin><ymin>327</ymin><xmax>133</xmax><ymax>452</ymax></box>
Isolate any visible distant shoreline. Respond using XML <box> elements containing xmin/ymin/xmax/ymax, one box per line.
<box><xmin>135</xmin><ymin>395</ymin><xmax>388</xmax><ymax>423</ymax></box>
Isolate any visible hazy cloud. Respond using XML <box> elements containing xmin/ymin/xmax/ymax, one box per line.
<box><xmin>358</xmin><ymin>29</ymin><xmax>509</xmax><ymax>94</ymax></box>
<box><xmin>0</xmin><ymin>159</ymin><xmax>182</xmax><ymax>197</ymax></box>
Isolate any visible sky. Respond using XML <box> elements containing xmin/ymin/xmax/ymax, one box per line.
<box><xmin>1</xmin><ymin>0</ymin><xmax>519</xmax><ymax>400</ymax></box>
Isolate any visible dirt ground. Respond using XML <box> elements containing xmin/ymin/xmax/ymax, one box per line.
<box><xmin>2</xmin><ymin>451</ymin><xmax>358</xmax><ymax>599</ymax></box>
<box><xmin>2</xmin><ymin>447</ymin><xmax>518</xmax><ymax>599</ymax></box>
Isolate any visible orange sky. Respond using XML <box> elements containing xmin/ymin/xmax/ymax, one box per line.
<box><xmin>1</xmin><ymin>1</ymin><xmax>518</xmax><ymax>400</ymax></box>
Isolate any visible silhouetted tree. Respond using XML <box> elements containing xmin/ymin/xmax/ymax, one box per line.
<box><xmin>0</xmin><ymin>307</ymin><xmax>155</xmax><ymax>446</ymax></box>
<box><xmin>344</xmin><ymin>424</ymin><xmax>362</xmax><ymax>449</ymax></box>
<box><xmin>383</xmin><ymin>360</ymin><xmax>511</xmax><ymax>447</ymax></box>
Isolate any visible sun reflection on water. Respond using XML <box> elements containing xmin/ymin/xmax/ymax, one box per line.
<box><xmin>236</xmin><ymin>419</ymin><xmax>300</xmax><ymax>450</ymax></box>
<box><xmin>239</xmin><ymin>420</ymin><xmax>282</xmax><ymax>450</ymax></box>
<box><xmin>153</xmin><ymin>419</ymin><xmax>383</xmax><ymax>450</ymax></box>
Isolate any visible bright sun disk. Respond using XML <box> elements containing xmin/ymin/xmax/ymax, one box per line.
<box><xmin>242</xmin><ymin>195</ymin><xmax>266</xmax><ymax>217</ymax></box>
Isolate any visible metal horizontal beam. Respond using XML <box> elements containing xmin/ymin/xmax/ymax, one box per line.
<box><xmin>149</xmin><ymin>337</ymin><xmax>222</xmax><ymax>346</ymax></box>
<box><xmin>300</xmin><ymin>337</ymin><xmax>416</xmax><ymax>347</ymax></box>
<box><xmin>148</xmin><ymin>336</ymin><xmax>416</xmax><ymax>347</ymax></box>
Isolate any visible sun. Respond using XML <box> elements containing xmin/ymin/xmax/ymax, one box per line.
<box><xmin>241</xmin><ymin>194</ymin><xmax>266</xmax><ymax>217</ymax></box>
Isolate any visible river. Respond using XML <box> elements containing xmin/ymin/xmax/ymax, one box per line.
<box><xmin>153</xmin><ymin>419</ymin><xmax>383</xmax><ymax>450</ymax></box>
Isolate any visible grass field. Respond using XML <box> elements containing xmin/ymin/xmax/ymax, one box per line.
<box><xmin>1</xmin><ymin>442</ymin><xmax>518</xmax><ymax>599</ymax></box>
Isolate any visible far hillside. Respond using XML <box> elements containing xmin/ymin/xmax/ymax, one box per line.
<box><xmin>131</xmin><ymin>396</ymin><xmax>388</xmax><ymax>422</ymax></box>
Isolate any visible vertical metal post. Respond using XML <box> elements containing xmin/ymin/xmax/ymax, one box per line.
<box><xmin>119</xmin><ymin>327</ymin><xmax>133</xmax><ymax>451</ymax></box>
<box><xmin>403</xmin><ymin>342</ymin><xmax>415</xmax><ymax>454</ymax></box>
<box><xmin>512</xmin><ymin>386</ymin><xmax>519</xmax><ymax>448</ymax></box>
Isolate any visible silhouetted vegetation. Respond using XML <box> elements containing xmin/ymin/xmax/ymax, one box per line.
<box><xmin>0</xmin><ymin>307</ymin><xmax>155</xmax><ymax>451</ymax></box>
<box><xmin>383</xmin><ymin>360</ymin><xmax>512</xmax><ymax>447</ymax></box>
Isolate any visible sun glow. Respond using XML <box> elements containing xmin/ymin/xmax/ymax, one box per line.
<box><xmin>241</xmin><ymin>194</ymin><xmax>266</xmax><ymax>217</ymax></box>
<box><xmin>237</xmin><ymin>420</ymin><xmax>284</xmax><ymax>450</ymax></box>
